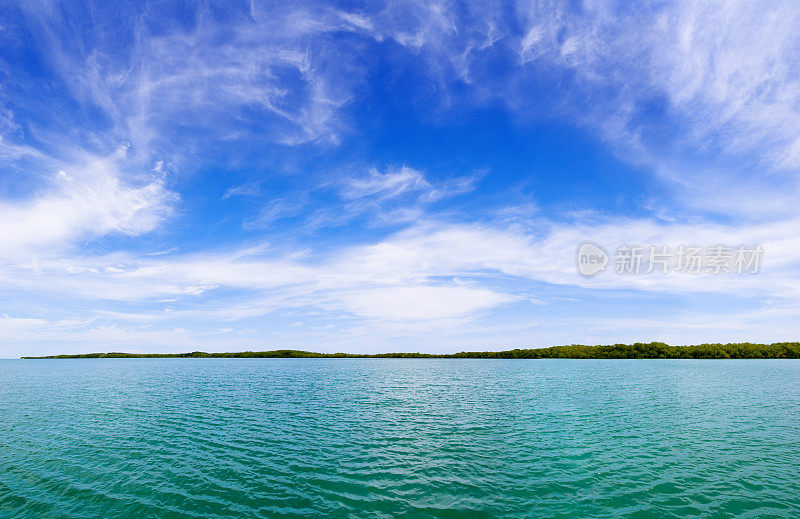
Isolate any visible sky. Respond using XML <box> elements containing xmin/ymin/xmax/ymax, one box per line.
<box><xmin>1</xmin><ymin>0</ymin><xmax>800</xmax><ymax>356</ymax></box>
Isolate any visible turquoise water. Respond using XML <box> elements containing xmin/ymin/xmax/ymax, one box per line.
<box><xmin>1</xmin><ymin>359</ymin><xmax>799</xmax><ymax>518</ymax></box>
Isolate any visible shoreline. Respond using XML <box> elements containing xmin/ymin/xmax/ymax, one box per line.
<box><xmin>21</xmin><ymin>341</ymin><xmax>800</xmax><ymax>359</ymax></box>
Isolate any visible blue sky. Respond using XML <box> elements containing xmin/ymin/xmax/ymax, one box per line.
<box><xmin>2</xmin><ymin>0</ymin><xmax>800</xmax><ymax>356</ymax></box>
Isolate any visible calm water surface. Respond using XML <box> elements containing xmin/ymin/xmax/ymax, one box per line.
<box><xmin>1</xmin><ymin>359</ymin><xmax>799</xmax><ymax>518</ymax></box>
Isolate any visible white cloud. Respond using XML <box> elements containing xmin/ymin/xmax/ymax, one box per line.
<box><xmin>223</xmin><ymin>183</ymin><xmax>262</xmax><ymax>199</ymax></box>
<box><xmin>9</xmin><ymin>1</ymin><xmax>372</xmax><ymax>156</ymax></box>
<box><xmin>3</xmin><ymin>1</ymin><xmax>800</xmax><ymax>356</ymax></box>
<box><xmin>0</xmin><ymin>316</ymin><xmax>263</xmax><ymax>358</ymax></box>
<box><xmin>3</xmin><ymin>210</ymin><xmax>800</xmax><ymax>356</ymax></box>
<box><xmin>243</xmin><ymin>196</ymin><xmax>308</xmax><ymax>230</ymax></box>
<box><xmin>652</xmin><ymin>1</ymin><xmax>800</xmax><ymax>169</ymax></box>
<box><xmin>0</xmin><ymin>149</ymin><xmax>175</xmax><ymax>259</ymax></box>
<box><xmin>340</xmin><ymin>166</ymin><xmax>478</xmax><ymax>205</ymax></box>
<box><xmin>6</xmin><ymin>212</ymin><xmax>800</xmax><ymax>318</ymax></box>
<box><xmin>337</xmin><ymin>1</ymin><xmax>800</xmax><ymax>218</ymax></box>
<box><xmin>342</xmin><ymin>166</ymin><xmax>433</xmax><ymax>201</ymax></box>
<box><xmin>338</xmin><ymin>285</ymin><xmax>515</xmax><ymax>321</ymax></box>
<box><xmin>509</xmin><ymin>0</ymin><xmax>800</xmax><ymax>215</ymax></box>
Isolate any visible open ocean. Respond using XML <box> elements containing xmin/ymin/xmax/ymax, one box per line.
<box><xmin>1</xmin><ymin>359</ymin><xmax>799</xmax><ymax>518</ymax></box>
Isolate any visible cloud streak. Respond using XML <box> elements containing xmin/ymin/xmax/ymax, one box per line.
<box><xmin>2</xmin><ymin>0</ymin><xmax>800</xmax><ymax>355</ymax></box>
<box><xmin>0</xmin><ymin>148</ymin><xmax>175</xmax><ymax>259</ymax></box>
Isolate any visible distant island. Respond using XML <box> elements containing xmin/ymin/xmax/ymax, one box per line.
<box><xmin>21</xmin><ymin>342</ymin><xmax>800</xmax><ymax>359</ymax></box>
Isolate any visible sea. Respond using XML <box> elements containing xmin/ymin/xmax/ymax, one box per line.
<box><xmin>1</xmin><ymin>359</ymin><xmax>799</xmax><ymax>518</ymax></box>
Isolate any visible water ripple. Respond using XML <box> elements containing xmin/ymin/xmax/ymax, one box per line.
<box><xmin>2</xmin><ymin>359</ymin><xmax>800</xmax><ymax>518</ymax></box>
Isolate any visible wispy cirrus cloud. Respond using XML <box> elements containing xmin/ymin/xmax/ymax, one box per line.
<box><xmin>333</xmin><ymin>1</ymin><xmax>800</xmax><ymax>217</ymax></box>
<box><xmin>243</xmin><ymin>195</ymin><xmax>308</xmax><ymax>230</ymax></box>
<box><xmin>223</xmin><ymin>182</ymin><xmax>262</xmax><ymax>200</ymax></box>
<box><xmin>3</xmin><ymin>210</ymin><xmax>800</xmax><ymax>355</ymax></box>
<box><xmin>2</xmin><ymin>0</ymin><xmax>800</xmax><ymax>357</ymax></box>
<box><xmin>7</xmin><ymin>211</ymin><xmax>800</xmax><ymax>317</ymax></box>
<box><xmin>3</xmin><ymin>1</ymin><xmax>374</xmax><ymax>156</ymax></box>
<box><xmin>233</xmin><ymin>165</ymin><xmax>479</xmax><ymax>232</ymax></box>
<box><xmin>0</xmin><ymin>148</ymin><xmax>175</xmax><ymax>259</ymax></box>
<box><xmin>513</xmin><ymin>1</ymin><xmax>800</xmax><ymax>213</ymax></box>
<box><xmin>340</xmin><ymin>166</ymin><xmax>478</xmax><ymax>203</ymax></box>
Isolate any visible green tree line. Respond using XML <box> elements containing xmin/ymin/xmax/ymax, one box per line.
<box><xmin>21</xmin><ymin>342</ymin><xmax>800</xmax><ymax>359</ymax></box>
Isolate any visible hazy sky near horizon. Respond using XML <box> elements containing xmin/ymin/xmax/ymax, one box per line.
<box><xmin>2</xmin><ymin>0</ymin><xmax>800</xmax><ymax>356</ymax></box>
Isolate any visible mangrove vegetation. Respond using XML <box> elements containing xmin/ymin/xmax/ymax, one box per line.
<box><xmin>21</xmin><ymin>342</ymin><xmax>800</xmax><ymax>359</ymax></box>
